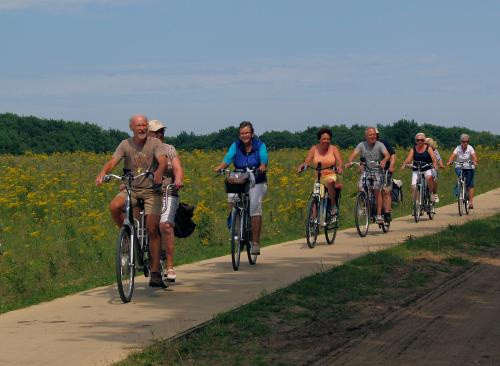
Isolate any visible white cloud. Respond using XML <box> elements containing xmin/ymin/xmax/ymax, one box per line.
<box><xmin>1</xmin><ymin>54</ymin><xmax>494</xmax><ymax>99</ymax></box>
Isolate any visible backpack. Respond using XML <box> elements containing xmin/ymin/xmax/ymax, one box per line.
<box><xmin>174</xmin><ymin>203</ymin><xmax>196</xmax><ymax>238</ymax></box>
<box><xmin>391</xmin><ymin>179</ymin><xmax>403</xmax><ymax>203</ymax></box>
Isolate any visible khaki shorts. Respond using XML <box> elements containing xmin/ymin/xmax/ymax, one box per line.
<box><xmin>320</xmin><ymin>173</ymin><xmax>337</xmax><ymax>186</ymax></box>
<box><xmin>116</xmin><ymin>187</ymin><xmax>162</xmax><ymax>216</ymax></box>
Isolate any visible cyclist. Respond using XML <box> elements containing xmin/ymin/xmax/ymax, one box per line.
<box><xmin>375</xmin><ymin>128</ymin><xmax>396</xmax><ymax>221</ymax></box>
<box><xmin>446</xmin><ymin>134</ymin><xmax>478</xmax><ymax>208</ymax></box>
<box><xmin>95</xmin><ymin>114</ymin><xmax>167</xmax><ymax>288</ymax></box>
<box><xmin>297</xmin><ymin>128</ymin><xmax>343</xmax><ymax>216</ymax></box>
<box><xmin>346</xmin><ymin>127</ymin><xmax>390</xmax><ymax>224</ymax></box>
<box><xmin>148</xmin><ymin>119</ymin><xmax>184</xmax><ymax>283</ymax></box>
<box><xmin>214</xmin><ymin>121</ymin><xmax>268</xmax><ymax>255</ymax></box>
<box><xmin>400</xmin><ymin>132</ymin><xmax>438</xmax><ymax>203</ymax></box>
<box><xmin>425</xmin><ymin>137</ymin><xmax>445</xmax><ymax>203</ymax></box>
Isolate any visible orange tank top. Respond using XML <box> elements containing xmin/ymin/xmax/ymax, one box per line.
<box><xmin>313</xmin><ymin>145</ymin><xmax>336</xmax><ymax>175</ymax></box>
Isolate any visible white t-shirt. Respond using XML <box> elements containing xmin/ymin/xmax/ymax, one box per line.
<box><xmin>453</xmin><ymin>145</ymin><xmax>475</xmax><ymax>169</ymax></box>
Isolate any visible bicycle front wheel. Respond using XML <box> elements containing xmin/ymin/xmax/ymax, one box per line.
<box><xmin>355</xmin><ymin>192</ymin><xmax>369</xmax><ymax>237</ymax></box>
<box><xmin>458</xmin><ymin>182</ymin><xmax>465</xmax><ymax>216</ymax></box>
<box><xmin>230</xmin><ymin>209</ymin><xmax>242</xmax><ymax>271</ymax></box>
<box><xmin>306</xmin><ymin>197</ymin><xmax>319</xmax><ymax>248</ymax></box>
<box><xmin>413</xmin><ymin>187</ymin><xmax>421</xmax><ymax>223</ymax></box>
<box><xmin>464</xmin><ymin>187</ymin><xmax>470</xmax><ymax>215</ymax></box>
<box><xmin>116</xmin><ymin>226</ymin><xmax>135</xmax><ymax>303</ymax></box>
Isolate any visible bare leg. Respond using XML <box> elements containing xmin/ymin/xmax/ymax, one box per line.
<box><xmin>109</xmin><ymin>196</ymin><xmax>125</xmax><ymax>227</ymax></box>
<box><xmin>469</xmin><ymin>187</ymin><xmax>475</xmax><ymax>205</ymax></box>
<box><xmin>251</xmin><ymin>215</ymin><xmax>262</xmax><ymax>244</ymax></box>
<box><xmin>146</xmin><ymin>214</ymin><xmax>161</xmax><ymax>272</ymax></box>
<box><xmin>382</xmin><ymin>189</ymin><xmax>392</xmax><ymax>213</ymax></box>
<box><xmin>375</xmin><ymin>189</ymin><xmax>383</xmax><ymax>215</ymax></box>
<box><xmin>159</xmin><ymin>222</ymin><xmax>175</xmax><ymax>270</ymax></box>
<box><xmin>426</xmin><ymin>176</ymin><xmax>435</xmax><ymax>195</ymax></box>
<box><xmin>325</xmin><ymin>180</ymin><xmax>337</xmax><ymax>208</ymax></box>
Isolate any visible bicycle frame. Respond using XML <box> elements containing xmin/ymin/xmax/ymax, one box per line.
<box><xmin>455</xmin><ymin>160</ymin><xmax>472</xmax><ymax>216</ymax></box>
<box><xmin>218</xmin><ymin>168</ymin><xmax>257</xmax><ymax>270</ymax></box>
<box><xmin>408</xmin><ymin>161</ymin><xmax>434</xmax><ymax>222</ymax></box>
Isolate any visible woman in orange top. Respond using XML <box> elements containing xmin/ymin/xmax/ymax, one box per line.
<box><xmin>298</xmin><ymin>128</ymin><xmax>343</xmax><ymax>214</ymax></box>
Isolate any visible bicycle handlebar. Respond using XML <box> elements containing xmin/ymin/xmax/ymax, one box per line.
<box><xmin>103</xmin><ymin>171</ymin><xmax>154</xmax><ymax>183</ymax></box>
<box><xmin>298</xmin><ymin>164</ymin><xmax>339</xmax><ymax>174</ymax></box>
<box><xmin>403</xmin><ymin>162</ymin><xmax>433</xmax><ymax>170</ymax></box>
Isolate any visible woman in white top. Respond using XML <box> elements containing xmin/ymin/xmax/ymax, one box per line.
<box><xmin>446</xmin><ymin>133</ymin><xmax>478</xmax><ymax>208</ymax></box>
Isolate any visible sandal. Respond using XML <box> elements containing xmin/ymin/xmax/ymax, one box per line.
<box><xmin>166</xmin><ymin>268</ymin><xmax>176</xmax><ymax>282</ymax></box>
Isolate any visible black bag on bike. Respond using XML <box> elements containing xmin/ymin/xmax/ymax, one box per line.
<box><xmin>225</xmin><ymin>172</ymin><xmax>250</xmax><ymax>194</ymax></box>
<box><xmin>391</xmin><ymin>179</ymin><xmax>403</xmax><ymax>203</ymax></box>
<box><xmin>174</xmin><ymin>202</ymin><xmax>196</xmax><ymax>238</ymax></box>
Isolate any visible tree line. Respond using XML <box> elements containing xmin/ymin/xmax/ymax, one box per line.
<box><xmin>0</xmin><ymin>113</ymin><xmax>128</xmax><ymax>154</ymax></box>
<box><xmin>0</xmin><ymin>113</ymin><xmax>498</xmax><ymax>154</ymax></box>
<box><xmin>164</xmin><ymin>119</ymin><xmax>499</xmax><ymax>150</ymax></box>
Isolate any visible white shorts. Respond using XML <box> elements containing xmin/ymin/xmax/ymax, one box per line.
<box><xmin>160</xmin><ymin>194</ymin><xmax>179</xmax><ymax>224</ymax></box>
<box><xmin>228</xmin><ymin>182</ymin><xmax>268</xmax><ymax>216</ymax></box>
<box><xmin>411</xmin><ymin>170</ymin><xmax>433</xmax><ymax>186</ymax></box>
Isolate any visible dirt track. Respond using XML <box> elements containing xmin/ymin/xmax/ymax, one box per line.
<box><xmin>317</xmin><ymin>257</ymin><xmax>500</xmax><ymax>366</ymax></box>
<box><xmin>1</xmin><ymin>188</ymin><xmax>499</xmax><ymax>366</ymax></box>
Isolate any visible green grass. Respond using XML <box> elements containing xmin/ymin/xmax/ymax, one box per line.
<box><xmin>115</xmin><ymin>214</ymin><xmax>500</xmax><ymax>366</ymax></box>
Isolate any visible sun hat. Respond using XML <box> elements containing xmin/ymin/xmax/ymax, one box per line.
<box><xmin>148</xmin><ymin>119</ymin><xmax>166</xmax><ymax>132</ymax></box>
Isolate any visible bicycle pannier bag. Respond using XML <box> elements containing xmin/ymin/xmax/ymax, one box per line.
<box><xmin>391</xmin><ymin>179</ymin><xmax>403</xmax><ymax>202</ymax></box>
<box><xmin>225</xmin><ymin>172</ymin><xmax>250</xmax><ymax>194</ymax></box>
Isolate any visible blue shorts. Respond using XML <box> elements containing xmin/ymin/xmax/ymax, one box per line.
<box><xmin>455</xmin><ymin>168</ymin><xmax>475</xmax><ymax>188</ymax></box>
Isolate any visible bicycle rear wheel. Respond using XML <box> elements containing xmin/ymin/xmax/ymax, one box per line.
<box><xmin>116</xmin><ymin>226</ymin><xmax>135</xmax><ymax>303</ymax></box>
<box><xmin>355</xmin><ymin>192</ymin><xmax>369</xmax><ymax>237</ymax></box>
<box><xmin>380</xmin><ymin>212</ymin><xmax>390</xmax><ymax>233</ymax></box>
<box><xmin>325</xmin><ymin>220</ymin><xmax>338</xmax><ymax>244</ymax></box>
<box><xmin>230</xmin><ymin>209</ymin><xmax>242</xmax><ymax>271</ymax></box>
<box><xmin>306</xmin><ymin>196</ymin><xmax>319</xmax><ymax>248</ymax></box>
<box><xmin>325</xmin><ymin>191</ymin><xmax>340</xmax><ymax>244</ymax></box>
<box><xmin>464</xmin><ymin>190</ymin><xmax>470</xmax><ymax>215</ymax></box>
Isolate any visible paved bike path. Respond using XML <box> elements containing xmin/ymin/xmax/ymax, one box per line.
<box><xmin>1</xmin><ymin>189</ymin><xmax>500</xmax><ymax>366</ymax></box>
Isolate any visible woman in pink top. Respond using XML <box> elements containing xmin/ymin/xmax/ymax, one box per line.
<box><xmin>298</xmin><ymin>128</ymin><xmax>343</xmax><ymax>214</ymax></box>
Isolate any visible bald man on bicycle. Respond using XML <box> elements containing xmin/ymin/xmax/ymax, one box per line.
<box><xmin>95</xmin><ymin>114</ymin><xmax>168</xmax><ymax>287</ymax></box>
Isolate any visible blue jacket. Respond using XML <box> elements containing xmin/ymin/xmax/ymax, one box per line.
<box><xmin>223</xmin><ymin>138</ymin><xmax>268</xmax><ymax>184</ymax></box>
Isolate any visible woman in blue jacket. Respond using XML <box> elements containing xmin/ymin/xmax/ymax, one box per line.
<box><xmin>214</xmin><ymin>121</ymin><xmax>268</xmax><ymax>255</ymax></box>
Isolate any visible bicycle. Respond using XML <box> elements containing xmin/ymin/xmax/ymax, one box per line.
<box><xmin>350</xmin><ymin>161</ymin><xmax>390</xmax><ymax>237</ymax></box>
<box><xmin>299</xmin><ymin>163</ymin><xmax>341</xmax><ymax>248</ymax></box>
<box><xmin>217</xmin><ymin>168</ymin><xmax>257</xmax><ymax>271</ymax></box>
<box><xmin>104</xmin><ymin>169</ymin><xmax>168</xmax><ymax>303</ymax></box>
<box><xmin>405</xmin><ymin>162</ymin><xmax>435</xmax><ymax>223</ymax></box>
<box><xmin>454</xmin><ymin>160</ymin><xmax>473</xmax><ymax>216</ymax></box>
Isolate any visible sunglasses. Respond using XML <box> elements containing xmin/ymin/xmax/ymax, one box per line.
<box><xmin>461</xmin><ymin>140</ymin><xmax>469</xmax><ymax>143</ymax></box>
<box><xmin>416</xmin><ymin>139</ymin><xmax>424</xmax><ymax>142</ymax></box>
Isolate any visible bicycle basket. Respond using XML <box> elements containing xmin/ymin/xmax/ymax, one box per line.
<box><xmin>225</xmin><ymin>172</ymin><xmax>250</xmax><ymax>193</ymax></box>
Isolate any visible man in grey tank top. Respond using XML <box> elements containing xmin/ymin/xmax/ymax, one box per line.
<box><xmin>346</xmin><ymin>127</ymin><xmax>390</xmax><ymax>224</ymax></box>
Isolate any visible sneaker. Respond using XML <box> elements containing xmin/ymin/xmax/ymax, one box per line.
<box><xmin>165</xmin><ymin>268</ymin><xmax>176</xmax><ymax>283</ymax></box>
<box><xmin>434</xmin><ymin>194</ymin><xmax>439</xmax><ymax>203</ymax></box>
<box><xmin>149</xmin><ymin>272</ymin><xmax>167</xmax><ymax>288</ymax></box>
<box><xmin>376</xmin><ymin>215</ymin><xmax>384</xmax><ymax>224</ymax></box>
<box><xmin>250</xmin><ymin>242</ymin><xmax>261</xmax><ymax>255</ymax></box>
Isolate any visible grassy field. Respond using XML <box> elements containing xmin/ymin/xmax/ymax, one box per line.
<box><xmin>0</xmin><ymin>147</ymin><xmax>499</xmax><ymax>313</ymax></box>
<box><xmin>114</xmin><ymin>213</ymin><xmax>500</xmax><ymax>366</ymax></box>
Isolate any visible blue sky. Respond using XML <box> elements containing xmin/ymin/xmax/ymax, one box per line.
<box><xmin>1</xmin><ymin>0</ymin><xmax>499</xmax><ymax>136</ymax></box>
